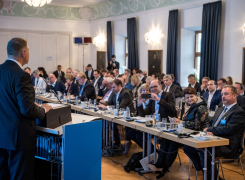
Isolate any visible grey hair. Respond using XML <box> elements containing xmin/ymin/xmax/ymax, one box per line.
<box><xmin>105</xmin><ymin>77</ymin><xmax>114</xmax><ymax>84</ymax></box>
<box><xmin>33</xmin><ymin>70</ymin><xmax>40</xmax><ymax>75</ymax></box>
<box><xmin>163</xmin><ymin>75</ymin><xmax>172</xmax><ymax>80</ymax></box>
<box><xmin>74</xmin><ymin>69</ymin><xmax>80</xmax><ymax>74</ymax></box>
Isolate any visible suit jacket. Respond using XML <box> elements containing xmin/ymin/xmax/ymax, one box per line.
<box><xmin>66</xmin><ymin>82</ymin><xmax>79</xmax><ymax>96</ymax></box>
<box><xmin>0</xmin><ymin>60</ymin><xmax>45</xmax><ymax>150</ymax></box>
<box><xmin>173</xmin><ymin>80</ymin><xmax>182</xmax><ymax>91</ymax></box>
<box><xmin>207</xmin><ymin>104</ymin><xmax>245</xmax><ymax>159</ymax></box>
<box><xmin>125</xmin><ymin>82</ymin><xmax>133</xmax><ymax>91</ymax></box>
<box><xmin>107</xmin><ymin>61</ymin><xmax>120</xmax><ymax>71</ymax></box>
<box><xmin>98</xmin><ymin>88</ymin><xmax>114</xmax><ymax>103</ymax></box>
<box><xmin>46</xmin><ymin>80</ymin><xmax>66</xmax><ymax>94</ymax></box>
<box><xmin>141</xmin><ymin>77</ymin><xmax>146</xmax><ymax>84</ymax></box>
<box><xmin>138</xmin><ymin>91</ymin><xmax>176</xmax><ymax>121</ymax></box>
<box><xmin>92</xmin><ymin>76</ymin><xmax>103</xmax><ymax>88</ymax></box>
<box><xmin>85</xmin><ymin>70</ymin><xmax>94</xmax><ymax>80</ymax></box>
<box><xmin>199</xmin><ymin>88</ymin><xmax>208</xmax><ymax>96</ymax></box>
<box><xmin>53</xmin><ymin>70</ymin><xmax>66</xmax><ymax>84</ymax></box>
<box><xmin>79</xmin><ymin>80</ymin><xmax>96</xmax><ymax>101</ymax></box>
<box><xmin>203</xmin><ymin>90</ymin><xmax>222</xmax><ymax>111</ymax></box>
<box><xmin>188</xmin><ymin>82</ymin><xmax>201</xmax><ymax>92</ymax></box>
<box><xmin>162</xmin><ymin>83</ymin><xmax>182</xmax><ymax>98</ymax></box>
<box><xmin>106</xmin><ymin>88</ymin><xmax>134</xmax><ymax>113</ymax></box>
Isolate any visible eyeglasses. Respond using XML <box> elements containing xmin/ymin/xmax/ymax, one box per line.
<box><xmin>150</xmin><ymin>85</ymin><xmax>159</xmax><ymax>89</ymax></box>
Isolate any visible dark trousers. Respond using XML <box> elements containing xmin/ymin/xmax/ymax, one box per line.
<box><xmin>114</xmin><ymin>123</ymin><xmax>121</xmax><ymax>145</ymax></box>
<box><xmin>0</xmin><ymin>148</ymin><xmax>35</xmax><ymax>180</ymax></box>
<box><xmin>126</xmin><ymin>128</ymin><xmax>154</xmax><ymax>152</ymax></box>
<box><xmin>156</xmin><ymin>139</ymin><xmax>180</xmax><ymax>171</ymax></box>
<box><xmin>183</xmin><ymin>146</ymin><xmax>220</xmax><ymax>180</ymax></box>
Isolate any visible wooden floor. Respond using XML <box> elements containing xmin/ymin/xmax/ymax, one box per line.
<box><xmin>101</xmin><ymin>141</ymin><xmax>245</xmax><ymax>180</ymax></box>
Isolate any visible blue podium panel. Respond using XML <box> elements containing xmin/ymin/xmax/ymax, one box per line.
<box><xmin>64</xmin><ymin>120</ymin><xmax>102</xmax><ymax>180</ymax></box>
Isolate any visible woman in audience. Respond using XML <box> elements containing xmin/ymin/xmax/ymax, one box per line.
<box><xmin>146</xmin><ymin>76</ymin><xmax>154</xmax><ymax>86</ymax></box>
<box><xmin>38</xmin><ymin>67</ymin><xmax>48</xmax><ymax>79</ymax></box>
<box><xmin>226</xmin><ymin>76</ymin><xmax>233</xmax><ymax>85</ymax></box>
<box><xmin>65</xmin><ymin>74</ymin><xmax>78</xmax><ymax>96</ymax></box>
<box><xmin>131</xmin><ymin>74</ymin><xmax>142</xmax><ymax>100</ymax></box>
<box><xmin>148</xmin><ymin>87</ymin><xmax>209</xmax><ymax>179</ymax></box>
<box><xmin>33</xmin><ymin>70</ymin><xmax>46</xmax><ymax>90</ymax></box>
<box><xmin>124</xmin><ymin>84</ymin><xmax>152</xmax><ymax>154</ymax></box>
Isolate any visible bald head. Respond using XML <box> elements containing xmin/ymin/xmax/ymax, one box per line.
<box><xmin>150</xmin><ymin>80</ymin><xmax>162</xmax><ymax>94</ymax></box>
<box><xmin>48</xmin><ymin>74</ymin><xmax>56</xmax><ymax>84</ymax></box>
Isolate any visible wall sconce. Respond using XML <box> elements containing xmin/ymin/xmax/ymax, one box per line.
<box><xmin>243</xmin><ymin>23</ymin><xmax>245</xmax><ymax>35</ymax></box>
<box><xmin>144</xmin><ymin>28</ymin><xmax>163</xmax><ymax>45</ymax></box>
<box><xmin>93</xmin><ymin>34</ymin><xmax>106</xmax><ymax>47</ymax></box>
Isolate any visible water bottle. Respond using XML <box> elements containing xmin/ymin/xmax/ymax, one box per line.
<box><xmin>126</xmin><ymin>107</ymin><xmax>130</xmax><ymax>118</ymax></box>
<box><xmin>75</xmin><ymin>96</ymin><xmax>78</xmax><ymax>105</ymax></box>
<box><xmin>88</xmin><ymin>99</ymin><xmax>91</xmax><ymax>109</ymax></box>
<box><xmin>63</xmin><ymin>93</ymin><xmax>67</xmax><ymax>103</ymax></box>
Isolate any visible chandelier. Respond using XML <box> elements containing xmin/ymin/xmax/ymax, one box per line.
<box><xmin>21</xmin><ymin>0</ymin><xmax>52</xmax><ymax>7</ymax></box>
<box><xmin>93</xmin><ymin>34</ymin><xmax>106</xmax><ymax>47</ymax></box>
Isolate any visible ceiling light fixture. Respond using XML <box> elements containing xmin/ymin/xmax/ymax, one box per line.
<box><xmin>93</xmin><ymin>34</ymin><xmax>106</xmax><ymax>47</ymax></box>
<box><xmin>21</xmin><ymin>0</ymin><xmax>52</xmax><ymax>7</ymax></box>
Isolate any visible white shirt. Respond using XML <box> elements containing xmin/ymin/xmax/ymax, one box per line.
<box><xmin>115</xmin><ymin>75</ymin><xmax>119</xmax><ymax>79</ymax></box>
<box><xmin>224</xmin><ymin>102</ymin><xmax>237</xmax><ymax>112</ymax></box>
<box><xmin>207</xmin><ymin>90</ymin><xmax>216</xmax><ymax>108</ymax></box>
<box><xmin>35</xmin><ymin>77</ymin><xmax>47</xmax><ymax>89</ymax></box>
<box><xmin>88</xmin><ymin>70</ymin><xmax>92</xmax><ymax>79</ymax></box>
<box><xmin>51</xmin><ymin>79</ymin><xmax>57</xmax><ymax>87</ymax></box>
<box><xmin>164</xmin><ymin>83</ymin><xmax>172</xmax><ymax>92</ymax></box>
<box><xmin>8</xmin><ymin>59</ymin><xmax>22</xmax><ymax>68</ymax></box>
<box><xmin>94</xmin><ymin>77</ymin><xmax>100</xmax><ymax>87</ymax></box>
<box><xmin>191</xmin><ymin>83</ymin><xmax>196</xmax><ymax>88</ymax></box>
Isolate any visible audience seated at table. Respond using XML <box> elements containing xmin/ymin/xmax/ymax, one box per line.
<box><xmin>148</xmin><ymin>87</ymin><xmax>209</xmax><ymax>179</ymax></box>
<box><xmin>145</xmin><ymin>76</ymin><xmax>154</xmax><ymax>86</ymax></box>
<box><xmin>183</xmin><ymin>85</ymin><xmax>245</xmax><ymax>180</ymax></box>
<box><xmin>64</xmin><ymin>74</ymin><xmax>78</xmax><ymax>96</ymax></box>
<box><xmin>92</xmin><ymin>69</ymin><xmax>103</xmax><ymax>89</ymax></box>
<box><xmin>24</xmin><ymin>67</ymin><xmax>35</xmax><ymax>86</ymax></box>
<box><xmin>137</xmin><ymin>70</ymin><xmax>146</xmax><ymax>84</ymax></box>
<box><xmin>188</xmin><ymin>74</ymin><xmax>201</xmax><ymax>92</ymax></box>
<box><xmin>77</xmin><ymin>72</ymin><xmax>96</xmax><ymax>101</ymax></box>
<box><xmin>234</xmin><ymin>82</ymin><xmax>245</xmax><ymax>96</ymax></box>
<box><xmin>98</xmin><ymin>77</ymin><xmax>115</xmax><ymax>104</ymax></box>
<box><xmin>203</xmin><ymin>80</ymin><xmax>222</xmax><ymax>111</ymax></box>
<box><xmin>113</xmin><ymin>69</ymin><xmax>119</xmax><ymax>79</ymax></box>
<box><xmin>38</xmin><ymin>67</ymin><xmax>48</xmax><ymax>80</ymax></box>
<box><xmin>217</xmin><ymin>78</ymin><xmax>227</xmax><ymax>91</ymax></box>
<box><xmin>98</xmin><ymin>79</ymin><xmax>135</xmax><ymax>146</ymax></box>
<box><xmin>46</xmin><ymin>74</ymin><xmax>66</xmax><ymax>94</ymax></box>
<box><xmin>162</xmin><ymin>74</ymin><xmax>182</xmax><ymax>98</ymax></box>
<box><xmin>33</xmin><ymin>70</ymin><xmax>46</xmax><ymax>90</ymax></box>
<box><xmin>85</xmin><ymin>64</ymin><xmax>94</xmax><ymax>80</ymax></box>
<box><xmin>72</xmin><ymin>69</ymin><xmax>80</xmax><ymax>85</ymax></box>
<box><xmin>124</xmin><ymin>69</ymin><xmax>132</xmax><ymax>83</ymax></box>
<box><xmin>199</xmin><ymin>77</ymin><xmax>210</xmax><ymax>96</ymax></box>
<box><xmin>226</xmin><ymin>76</ymin><xmax>233</xmax><ymax>85</ymax></box>
<box><xmin>66</xmin><ymin>67</ymin><xmax>72</xmax><ymax>74</ymax></box>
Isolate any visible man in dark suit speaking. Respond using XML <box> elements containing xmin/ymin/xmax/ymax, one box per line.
<box><xmin>0</xmin><ymin>38</ymin><xmax>52</xmax><ymax>180</ymax></box>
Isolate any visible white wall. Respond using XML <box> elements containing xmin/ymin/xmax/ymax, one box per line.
<box><xmin>115</xmin><ymin>35</ymin><xmax>125</xmax><ymax>74</ymax></box>
<box><xmin>0</xmin><ymin>16</ymin><xmax>90</xmax><ymax>72</ymax></box>
<box><xmin>219</xmin><ymin>0</ymin><xmax>245</xmax><ymax>83</ymax></box>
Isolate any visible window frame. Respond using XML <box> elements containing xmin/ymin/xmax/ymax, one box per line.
<box><xmin>194</xmin><ymin>31</ymin><xmax>202</xmax><ymax>79</ymax></box>
<box><xmin>125</xmin><ymin>37</ymin><xmax>128</xmax><ymax>68</ymax></box>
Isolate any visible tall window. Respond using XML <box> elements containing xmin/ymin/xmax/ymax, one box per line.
<box><xmin>125</xmin><ymin>37</ymin><xmax>128</xmax><ymax>68</ymax></box>
<box><xmin>194</xmin><ymin>31</ymin><xmax>202</xmax><ymax>80</ymax></box>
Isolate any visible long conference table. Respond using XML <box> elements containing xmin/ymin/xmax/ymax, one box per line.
<box><xmin>35</xmin><ymin>95</ymin><xmax>229</xmax><ymax>180</ymax></box>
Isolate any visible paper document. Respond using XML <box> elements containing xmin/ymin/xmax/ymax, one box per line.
<box><xmin>48</xmin><ymin>103</ymin><xmax>65</xmax><ymax>108</ymax></box>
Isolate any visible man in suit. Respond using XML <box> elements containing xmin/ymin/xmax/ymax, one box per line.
<box><xmin>203</xmin><ymin>80</ymin><xmax>222</xmax><ymax>111</ymax></box>
<box><xmin>92</xmin><ymin>69</ymin><xmax>103</xmax><ymax>89</ymax></box>
<box><xmin>53</xmin><ymin>65</ymin><xmax>66</xmax><ymax>84</ymax></box>
<box><xmin>162</xmin><ymin>74</ymin><xmax>182</xmax><ymax>98</ymax></box>
<box><xmin>124</xmin><ymin>69</ymin><xmax>132</xmax><ymax>83</ymax></box>
<box><xmin>85</xmin><ymin>64</ymin><xmax>94</xmax><ymax>80</ymax></box>
<box><xmin>184</xmin><ymin>85</ymin><xmax>245</xmax><ymax>180</ymax></box>
<box><xmin>122</xmin><ymin>75</ymin><xmax>133</xmax><ymax>91</ymax></box>
<box><xmin>113</xmin><ymin>69</ymin><xmax>119</xmax><ymax>79</ymax></box>
<box><xmin>77</xmin><ymin>72</ymin><xmax>96</xmax><ymax>101</ymax></box>
<box><xmin>46</xmin><ymin>74</ymin><xmax>66</xmax><ymax>94</ymax></box>
<box><xmin>105</xmin><ymin>71</ymin><xmax>115</xmax><ymax>79</ymax></box>
<box><xmin>234</xmin><ymin>82</ymin><xmax>245</xmax><ymax>96</ymax></box>
<box><xmin>217</xmin><ymin>78</ymin><xmax>227</xmax><ymax>91</ymax></box>
<box><xmin>98</xmin><ymin>77</ymin><xmax>114</xmax><ymax>104</ymax></box>
<box><xmin>107</xmin><ymin>55</ymin><xmax>120</xmax><ymax>71</ymax></box>
<box><xmin>137</xmin><ymin>70</ymin><xmax>146</xmax><ymax>84</ymax></box>
<box><xmin>24</xmin><ymin>67</ymin><xmax>35</xmax><ymax>86</ymax></box>
<box><xmin>101</xmin><ymin>69</ymin><xmax>107</xmax><ymax>77</ymax></box>
<box><xmin>72</xmin><ymin>69</ymin><xmax>80</xmax><ymax>86</ymax></box>
<box><xmin>138</xmin><ymin>80</ymin><xmax>176</xmax><ymax>121</ymax></box>
<box><xmin>98</xmin><ymin>79</ymin><xmax>134</xmax><ymax>145</ymax></box>
<box><xmin>199</xmin><ymin>77</ymin><xmax>210</xmax><ymax>96</ymax></box>
<box><xmin>188</xmin><ymin>74</ymin><xmax>201</xmax><ymax>92</ymax></box>
<box><xmin>0</xmin><ymin>38</ymin><xmax>53</xmax><ymax>180</ymax></box>
<box><xmin>169</xmin><ymin>74</ymin><xmax>182</xmax><ymax>91</ymax></box>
